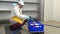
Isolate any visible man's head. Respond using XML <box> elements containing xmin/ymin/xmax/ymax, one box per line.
<box><xmin>18</xmin><ymin>0</ymin><xmax>24</xmax><ymax>8</ymax></box>
<box><xmin>18</xmin><ymin>4</ymin><xmax>23</xmax><ymax>8</ymax></box>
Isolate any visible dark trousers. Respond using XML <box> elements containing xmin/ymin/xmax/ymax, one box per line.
<box><xmin>11</xmin><ymin>27</ymin><xmax>21</xmax><ymax>34</ymax></box>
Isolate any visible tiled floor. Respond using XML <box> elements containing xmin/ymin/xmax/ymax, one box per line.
<box><xmin>45</xmin><ymin>26</ymin><xmax>60</xmax><ymax>34</ymax></box>
<box><xmin>4</xmin><ymin>21</ymin><xmax>60</xmax><ymax>34</ymax></box>
<box><xmin>43</xmin><ymin>21</ymin><xmax>60</xmax><ymax>34</ymax></box>
<box><xmin>42</xmin><ymin>21</ymin><xmax>60</xmax><ymax>26</ymax></box>
<box><xmin>22</xmin><ymin>25</ymin><xmax>60</xmax><ymax>34</ymax></box>
<box><xmin>21</xmin><ymin>21</ymin><xmax>60</xmax><ymax>34</ymax></box>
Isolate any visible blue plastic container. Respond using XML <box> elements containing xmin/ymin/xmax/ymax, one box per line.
<box><xmin>28</xmin><ymin>19</ymin><xmax>44</xmax><ymax>33</ymax></box>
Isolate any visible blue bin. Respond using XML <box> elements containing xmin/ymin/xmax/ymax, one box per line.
<box><xmin>28</xmin><ymin>19</ymin><xmax>44</xmax><ymax>33</ymax></box>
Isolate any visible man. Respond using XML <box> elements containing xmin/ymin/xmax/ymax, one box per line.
<box><xmin>10</xmin><ymin>0</ymin><xmax>30</xmax><ymax>20</ymax></box>
<box><xmin>10</xmin><ymin>0</ymin><xmax>30</xmax><ymax>34</ymax></box>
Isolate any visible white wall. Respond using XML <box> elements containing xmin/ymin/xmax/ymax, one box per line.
<box><xmin>0</xmin><ymin>2</ymin><xmax>14</xmax><ymax>10</ymax></box>
<box><xmin>0</xmin><ymin>2</ymin><xmax>38</xmax><ymax>20</ymax></box>
<box><xmin>0</xmin><ymin>2</ymin><xmax>14</xmax><ymax>20</ymax></box>
<box><xmin>53</xmin><ymin>0</ymin><xmax>60</xmax><ymax>22</ymax></box>
<box><xmin>23</xmin><ymin>4</ymin><xmax>37</xmax><ymax>10</ymax></box>
<box><xmin>23</xmin><ymin>12</ymin><xmax>37</xmax><ymax>17</ymax></box>
<box><xmin>0</xmin><ymin>0</ymin><xmax>18</xmax><ymax>1</ymax></box>
<box><xmin>44</xmin><ymin>0</ymin><xmax>53</xmax><ymax>21</ymax></box>
<box><xmin>23</xmin><ymin>0</ymin><xmax>38</xmax><ymax>2</ymax></box>
<box><xmin>0</xmin><ymin>0</ymin><xmax>39</xmax><ymax>3</ymax></box>
<box><xmin>44</xmin><ymin>0</ymin><xmax>60</xmax><ymax>22</ymax></box>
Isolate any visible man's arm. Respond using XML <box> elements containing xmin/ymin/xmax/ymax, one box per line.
<box><xmin>14</xmin><ymin>8</ymin><xmax>30</xmax><ymax>19</ymax></box>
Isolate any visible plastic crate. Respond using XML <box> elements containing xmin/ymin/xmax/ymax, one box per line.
<box><xmin>28</xmin><ymin>19</ymin><xmax>44</xmax><ymax>33</ymax></box>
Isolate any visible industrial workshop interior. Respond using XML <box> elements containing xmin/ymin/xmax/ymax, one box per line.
<box><xmin>0</xmin><ymin>0</ymin><xmax>60</xmax><ymax>34</ymax></box>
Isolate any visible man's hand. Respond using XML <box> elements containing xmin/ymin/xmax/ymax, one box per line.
<box><xmin>23</xmin><ymin>15</ymin><xmax>30</xmax><ymax>19</ymax></box>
